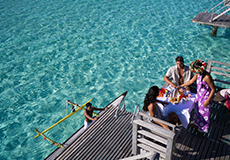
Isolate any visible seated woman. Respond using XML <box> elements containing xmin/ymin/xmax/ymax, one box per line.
<box><xmin>143</xmin><ymin>86</ymin><xmax>181</xmax><ymax>130</ymax></box>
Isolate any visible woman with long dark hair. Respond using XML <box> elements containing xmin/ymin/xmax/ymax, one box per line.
<box><xmin>178</xmin><ymin>59</ymin><xmax>216</xmax><ymax>133</ymax></box>
<box><xmin>143</xmin><ymin>86</ymin><xmax>181</xmax><ymax>130</ymax></box>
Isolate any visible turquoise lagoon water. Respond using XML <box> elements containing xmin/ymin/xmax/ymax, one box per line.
<box><xmin>0</xmin><ymin>0</ymin><xmax>230</xmax><ymax>159</ymax></box>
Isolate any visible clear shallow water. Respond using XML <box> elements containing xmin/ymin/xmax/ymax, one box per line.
<box><xmin>0</xmin><ymin>0</ymin><xmax>230</xmax><ymax>159</ymax></box>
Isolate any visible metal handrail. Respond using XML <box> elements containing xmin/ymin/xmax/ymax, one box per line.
<box><xmin>215</xmin><ymin>5</ymin><xmax>227</xmax><ymax>13</ymax></box>
<box><xmin>114</xmin><ymin>99</ymin><xmax>126</xmax><ymax>118</ymax></box>
<box><xmin>225</xmin><ymin>0</ymin><xmax>230</xmax><ymax>6</ymax></box>
<box><xmin>131</xmin><ymin>105</ymin><xmax>140</xmax><ymax>121</ymax></box>
<box><xmin>210</xmin><ymin>0</ymin><xmax>230</xmax><ymax>22</ymax></box>
<box><xmin>211</xmin><ymin>0</ymin><xmax>225</xmax><ymax>11</ymax></box>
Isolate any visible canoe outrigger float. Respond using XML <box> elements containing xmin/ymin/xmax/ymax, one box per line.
<box><xmin>34</xmin><ymin>91</ymin><xmax>128</xmax><ymax>158</ymax></box>
<box><xmin>34</xmin><ymin>99</ymin><xmax>95</xmax><ymax>147</ymax></box>
<box><xmin>35</xmin><ymin>128</ymin><xmax>65</xmax><ymax>149</ymax></box>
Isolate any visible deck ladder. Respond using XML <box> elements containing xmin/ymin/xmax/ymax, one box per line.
<box><xmin>210</xmin><ymin>0</ymin><xmax>230</xmax><ymax>22</ymax></box>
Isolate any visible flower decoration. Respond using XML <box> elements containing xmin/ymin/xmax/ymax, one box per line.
<box><xmin>160</xmin><ymin>88</ymin><xmax>166</xmax><ymax>94</ymax></box>
<box><xmin>179</xmin><ymin>94</ymin><xmax>187</xmax><ymax>100</ymax></box>
<box><xmin>189</xmin><ymin>59</ymin><xmax>207</xmax><ymax>74</ymax></box>
<box><xmin>158</xmin><ymin>88</ymin><xmax>168</xmax><ymax>97</ymax></box>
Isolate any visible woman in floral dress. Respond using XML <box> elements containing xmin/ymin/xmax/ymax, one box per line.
<box><xmin>178</xmin><ymin>59</ymin><xmax>216</xmax><ymax>133</ymax></box>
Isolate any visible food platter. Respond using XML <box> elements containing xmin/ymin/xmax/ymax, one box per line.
<box><xmin>158</xmin><ymin>87</ymin><xmax>191</xmax><ymax>104</ymax></box>
<box><xmin>169</xmin><ymin>97</ymin><xmax>180</xmax><ymax>104</ymax></box>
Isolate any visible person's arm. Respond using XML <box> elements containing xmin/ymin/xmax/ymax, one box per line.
<box><xmin>203</xmin><ymin>74</ymin><xmax>216</xmax><ymax>107</ymax></box>
<box><xmin>185</xmin><ymin>70</ymin><xmax>194</xmax><ymax>91</ymax></box>
<box><xmin>93</xmin><ymin>106</ymin><xmax>108</xmax><ymax>111</ymax></box>
<box><xmin>179</xmin><ymin>74</ymin><xmax>198</xmax><ymax>88</ymax></box>
<box><xmin>164</xmin><ymin>75</ymin><xmax>177</xmax><ymax>88</ymax></box>
<box><xmin>84</xmin><ymin>110</ymin><xmax>97</xmax><ymax>121</ymax></box>
<box><xmin>148</xmin><ymin>103</ymin><xmax>170</xmax><ymax>130</ymax></box>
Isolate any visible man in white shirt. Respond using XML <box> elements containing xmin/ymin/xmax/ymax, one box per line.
<box><xmin>164</xmin><ymin>56</ymin><xmax>193</xmax><ymax>90</ymax></box>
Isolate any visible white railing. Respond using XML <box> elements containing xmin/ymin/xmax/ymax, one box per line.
<box><xmin>225</xmin><ymin>0</ymin><xmax>230</xmax><ymax>6</ymax></box>
<box><xmin>120</xmin><ymin>152</ymin><xmax>158</xmax><ymax>160</ymax></box>
<box><xmin>210</xmin><ymin>0</ymin><xmax>230</xmax><ymax>22</ymax></box>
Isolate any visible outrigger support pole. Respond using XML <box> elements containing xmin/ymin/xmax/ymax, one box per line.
<box><xmin>35</xmin><ymin>128</ymin><xmax>65</xmax><ymax>149</ymax></box>
<box><xmin>34</xmin><ymin>99</ymin><xmax>93</xmax><ymax>138</ymax></box>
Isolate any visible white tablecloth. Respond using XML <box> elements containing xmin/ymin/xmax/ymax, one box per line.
<box><xmin>157</xmin><ymin>88</ymin><xmax>196</xmax><ymax>128</ymax></box>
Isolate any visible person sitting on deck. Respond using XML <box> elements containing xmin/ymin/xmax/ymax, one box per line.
<box><xmin>84</xmin><ymin>103</ymin><xmax>108</xmax><ymax>129</ymax></box>
<box><xmin>164</xmin><ymin>56</ymin><xmax>193</xmax><ymax>91</ymax></box>
<box><xmin>143</xmin><ymin>86</ymin><xmax>181</xmax><ymax>130</ymax></box>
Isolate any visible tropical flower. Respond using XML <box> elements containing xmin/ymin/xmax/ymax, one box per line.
<box><xmin>189</xmin><ymin>59</ymin><xmax>207</xmax><ymax>74</ymax></box>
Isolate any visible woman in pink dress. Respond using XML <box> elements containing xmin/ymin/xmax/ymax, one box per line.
<box><xmin>178</xmin><ymin>59</ymin><xmax>216</xmax><ymax>133</ymax></box>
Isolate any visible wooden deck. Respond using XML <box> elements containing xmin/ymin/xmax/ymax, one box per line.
<box><xmin>192</xmin><ymin>12</ymin><xmax>230</xmax><ymax>28</ymax></box>
<box><xmin>48</xmin><ymin>104</ymin><xmax>134</xmax><ymax>160</ymax></box>
<box><xmin>46</xmin><ymin>101</ymin><xmax>230</xmax><ymax>159</ymax></box>
<box><xmin>173</xmin><ymin>101</ymin><xmax>230</xmax><ymax>160</ymax></box>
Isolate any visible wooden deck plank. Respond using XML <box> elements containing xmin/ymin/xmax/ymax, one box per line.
<box><xmin>209</xmin><ymin>111</ymin><xmax>229</xmax><ymax>158</ymax></box>
<box><xmin>222</xmin><ymin>13</ymin><xmax>230</xmax><ymax>23</ymax></box>
<box><xmin>195</xmin><ymin>134</ymin><xmax>209</xmax><ymax>159</ymax></box>
<box><xmin>94</xmin><ymin>128</ymin><xmax>132</xmax><ymax>159</ymax></box>
<box><xmin>200</xmin><ymin>103</ymin><xmax>226</xmax><ymax>159</ymax></box>
<box><xmin>56</xmin><ymin>106</ymin><xmax>118</xmax><ymax>159</ymax></box>
<box><xmin>102</xmin><ymin>128</ymin><xmax>132</xmax><ymax>159</ymax></box>
<box><xmin>110</xmin><ymin>130</ymin><xmax>132</xmax><ymax>159</ymax></box>
<box><xmin>72</xmin><ymin>109</ymin><xmax>133</xmax><ymax>159</ymax></box>
<box><xmin>55</xmin><ymin>106</ymin><xmax>120</xmax><ymax>159</ymax></box>
<box><xmin>179</xmin><ymin>130</ymin><xmax>196</xmax><ymax>159</ymax></box>
<box><xmin>202</xmin><ymin>126</ymin><xmax>223</xmax><ymax>159</ymax></box>
<box><xmin>89</xmin><ymin>115</ymin><xmax>133</xmax><ymax>159</ymax></box>
<box><xmin>173</xmin><ymin>128</ymin><xmax>189</xmax><ymax>159</ymax></box>
<box><xmin>79</xmin><ymin>109</ymin><xmax>131</xmax><ymax>159</ymax></box>
<box><xmin>184</xmin><ymin>131</ymin><xmax>203</xmax><ymax>159</ymax></box>
<box><xmin>173</xmin><ymin>101</ymin><xmax>230</xmax><ymax>160</ymax></box>
<box><xmin>202</xmin><ymin>12</ymin><xmax>213</xmax><ymax>23</ymax></box>
<box><xmin>192</xmin><ymin>12</ymin><xmax>230</xmax><ymax>28</ymax></box>
<box><xmin>183</xmin><ymin>110</ymin><xmax>207</xmax><ymax>159</ymax></box>
<box><xmin>172</xmin><ymin>128</ymin><xmax>191</xmax><ymax>159</ymax></box>
<box><xmin>84</xmin><ymin>119</ymin><xmax>132</xmax><ymax>159</ymax></box>
<box><xmin>212</xmin><ymin>106</ymin><xmax>230</xmax><ymax>159</ymax></box>
<box><xmin>176</xmin><ymin>112</ymin><xmax>205</xmax><ymax>159</ymax></box>
<box><xmin>108</xmin><ymin>133</ymin><xmax>133</xmax><ymax>159</ymax></box>
<box><xmin>195</xmin><ymin>102</ymin><xmax>226</xmax><ymax>159</ymax></box>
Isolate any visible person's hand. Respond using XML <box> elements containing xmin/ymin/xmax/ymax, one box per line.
<box><xmin>186</xmin><ymin>86</ymin><xmax>190</xmax><ymax>91</ymax></box>
<box><xmin>162</xmin><ymin>124</ymin><xmax>170</xmax><ymax>130</ymax></box>
<box><xmin>104</xmin><ymin>107</ymin><xmax>108</xmax><ymax>110</ymax></box>
<box><xmin>203</xmin><ymin>100</ymin><xmax>209</xmax><ymax>107</ymax></box>
<box><xmin>172</xmin><ymin>84</ymin><xmax>177</xmax><ymax>88</ymax></box>
<box><xmin>176</xmin><ymin>85</ymin><xmax>181</xmax><ymax>89</ymax></box>
<box><xmin>94</xmin><ymin>117</ymin><xmax>98</xmax><ymax>120</ymax></box>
